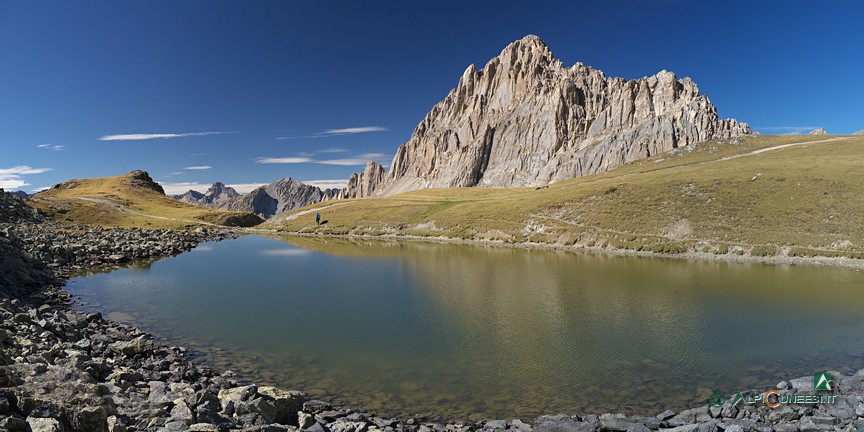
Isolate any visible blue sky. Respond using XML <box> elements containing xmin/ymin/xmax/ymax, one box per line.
<box><xmin>1</xmin><ymin>0</ymin><xmax>862</xmax><ymax>194</ymax></box>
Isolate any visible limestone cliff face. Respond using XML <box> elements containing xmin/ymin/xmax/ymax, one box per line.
<box><xmin>344</xmin><ymin>35</ymin><xmax>749</xmax><ymax>197</ymax></box>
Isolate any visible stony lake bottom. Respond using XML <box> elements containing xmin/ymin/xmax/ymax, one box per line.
<box><xmin>65</xmin><ymin>235</ymin><xmax>864</xmax><ymax>421</ymax></box>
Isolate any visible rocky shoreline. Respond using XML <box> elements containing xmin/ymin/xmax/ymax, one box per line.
<box><xmin>3</xmin><ymin>192</ymin><xmax>864</xmax><ymax>431</ymax></box>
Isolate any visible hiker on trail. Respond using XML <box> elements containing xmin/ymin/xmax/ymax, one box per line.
<box><xmin>316</xmin><ymin>213</ymin><xmax>321</xmax><ymax>225</ymax></box>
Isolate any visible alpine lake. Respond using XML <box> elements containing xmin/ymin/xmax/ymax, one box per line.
<box><xmin>65</xmin><ymin>235</ymin><xmax>864</xmax><ymax>421</ymax></box>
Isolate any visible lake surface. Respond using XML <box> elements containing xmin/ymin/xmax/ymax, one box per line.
<box><xmin>65</xmin><ymin>235</ymin><xmax>864</xmax><ymax>421</ymax></box>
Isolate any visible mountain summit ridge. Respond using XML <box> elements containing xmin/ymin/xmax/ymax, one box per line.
<box><xmin>343</xmin><ymin>35</ymin><xmax>750</xmax><ymax>197</ymax></box>
<box><xmin>175</xmin><ymin>179</ymin><xmax>343</xmax><ymax>218</ymax></box>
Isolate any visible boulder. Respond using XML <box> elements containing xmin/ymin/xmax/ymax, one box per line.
<box><xmin>26</xmin><ymin>417</ymin><xmax>64</xmax><ymax>432</ymax></box>
<box><xmin>108</xmin><ymin>335</ymin><xmax>153</xmax><ymax>356</ymax></box>
<box><xmin>72</xmin><ymin>406</ymin><xmax>108</xmax><ymax>432</ymax></box>
<box><xmin>258</xmin><ymin>386</ymin><xmax>306</xmax><ymax>425</ymax></box>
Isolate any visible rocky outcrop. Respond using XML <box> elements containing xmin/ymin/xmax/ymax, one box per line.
<box><xmin>0</xmin><ymin>190</ymin><xmax>41</xmax><ymax>224</ymax></box>
<box><xmin>175</xmin><ymin>182</ymin><xmax>241</xmax><ymax>207</ymax></box>
<box><xmin>226</xmin><ymin>179</ymin><xmax>342</xmax><ymax>218</ymax></box>
<box><xmin>344</xmin><ymin>35</ymin><xmax>749</xmax><ymax>198</ymax></box>
<box><xmin>851</xmin><ymin>130</ymin><xmax>863</xmax><ymax>136</ymax></box>
<box><xmin>225</xmin><ymin>186</ymin><xmax>279</xmax><ymax>218</ymax></box>
<box><xmin>809</xmin><ymin>127</ymin><xmax>829</xmax><ymax>135</ymax></box>
<box><xmin>178</xmin><ymin>180</ymin><xmax>342</xmax><ymax>218</ymax></box>
<box><xmin>345</xmin><ymin>162</ymin><xmax>388</xmax><ymax>198</ymax></box>
<box><xmin>120</xmin><ymin>170</ymin><xmax>165</xmax><ymax>195</ymax></box>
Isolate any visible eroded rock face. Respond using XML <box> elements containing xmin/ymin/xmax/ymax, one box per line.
<box><xmin>344</xmin><ymin>35</ymin><xmax>749</xmax><ymax>197</ymax></box>
<box><xmin>809</xmin><ymin>127</ymin><xmax>828</xmax><ymax>135</ymax></box>
<box><xmin>224</xmin><ymin>179</ymin><xmax>342</xmax><ymax>219</ymax></box>
<box><xmin>175</xmin><ymin>180</ymin><xmax>343</xmax><ymax>218</ymax></box>
<box><xmin>175</xmin><ymin>182</ymin><xmax>241</xmax><ymax>207</ymax></box>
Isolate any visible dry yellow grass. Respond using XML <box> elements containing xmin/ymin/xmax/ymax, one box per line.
<box><xmin>267</xmin><ymin>135</ymin><xmax>864</xmax><ymax>259</ymax></box>
<box><xmin>29</xmin><ymin>171</ymin><xmax>262</xmax><ymax>229</ymax></box>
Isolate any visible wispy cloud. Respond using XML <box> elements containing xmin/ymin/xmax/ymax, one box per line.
<box><xmin>303</xmin><ymin>179</ymin><xmax>349</xmax><ymax>189</ymax></box>
<box><xmin>98</xmin><ymin>132</ymin><xmax>228</xmax><ymax>141</ymax></box>
<box><xmin>0</xmin><ymin>166</ymin><xmax>52</xmax><ymax>190</ymax></box>
<box><xmin>255</xmin><ymin>153</ymin><xmax>387</xmax><ymax>166</ymax></box>
<box><xmin>276</xmin><ymin>126</ymin><xmax>388</xmax><ymax>140</ymax></box>
<box><xmin>227</xmin><ymin>183</ymin><xmax>268</xmax><ymax>194</ymax></box>
<box><xmin>37</xmin><ymin>144</ymin><xmax>65</xmax><ymax>151</ymax></box>
<box><xmin>318</xmin><ymin>153</ymin><xmax>389</xmax><ymax>166</ymax></box>
<box><xmin>755</xmin><ymin>126</ymin><xmax>820</xmax><ymax>134</ymax></box>
<box><xmin>159</xmin><ymin>182</ymin><xmax>208</xmax><ymax>195</ymax></box>
<box><xmin>160</xmin><ymin>181</ymin><xmax>268</xmax><ymax>195</ymax></box>
<box><xmin>256</xmin><ymin>157</ymin><xmax>315</xmax><ymax>164</ymax></box>
<box><xmin>260</xmin><ymin>249</ymin><xmax>311</xmax><ymax>257</ymax></box>
<box><xmin>317</xmin><ymin>148</ymin><xmax>349</xmax><ymax>153</ymax></box>
<box><xmin>314</xmin><ymin>126</ymin><xmax>387</xmax><ymax>136</ymax></box>
<box><xmin>183</xmin><ymin>165</ymin><xmax>212</xmax><ymax>170</ymax></box>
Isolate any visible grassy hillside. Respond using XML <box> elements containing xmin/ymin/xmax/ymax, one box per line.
<box><xmin>266</xmin><ymin>135</ymin><xmax>864</xmax><ymax>260</ymax></box>
<box><xmin>29</xmin><ymin>170</ymin><xmax>263</xmax><ymax>229</ymax></box>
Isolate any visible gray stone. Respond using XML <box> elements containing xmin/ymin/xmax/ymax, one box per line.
<box><xmin>659</xmin><ymin>425</ymin><xmax>700</xmax><ymax>432</ymax></box>
<box><xmin>798</xmin><ymin>416</ymin><xmax>837</xmax><ymax>432</ymax></box>
<box><xmin>667</xmin><ymin>407</ymin><xmax>710</xmax><ymax>427</ymax></box>
<box><xmin>26</xmin><ymin>417</ymin><xmax>63</xmax><ymax>432</ymax></box>
<box><xmin>299</xmin><ymin>412</ymin><xmax>317</xmax><ymax>429</ymax></box>
<box><xmin>72</xmin><ymin>406</ymin><xmax>108</xmax><ymax>432</ymax></box>
<box><xmin>188</xmin><ymin>424</ymin><xmax>221</xmax><ymax>432</ymax></box>
<box><xmin>772</xmin><ymin>424</ymin><xmax>799</xmax><ymax>432</ymax></box>
<box><xmin>484</xmin><ymin>420</ymin><xmax>508</xmax><ymax>429</ymax></box>
<box><xmin>217</xmin><ymin>385</ymin><xmax>257</xmax><ymax>413</ymax></box>
<box><xmin>533</xmin><ymin>415</ymin><xmax>593</xmax><ymax>432</ymax></box>
<box><xmin>626</xmin><ymin>424</ymin><xmax>650</xmax><ymax>432</ymax></box>
<box><xmin>107</xmin><ymin>415</ymin><xmax>127</xmax><ymax>432</ymax></box>
<box><xmin>766</xmin><ymin>404</ymin><xmax>798</xmax><ymax>422</ymax></box>
<box><xmin>0</xmin><ymin>416</ymin><xmax>31</xmax><ymax>432</ymax></box>
<box><xmin>107</xmin><ymin>335</ymin><xmax>153</xmax><ymax>356</ymax></box>
<box><xmin>258</xmin><ymin>386</ymin><xmax>306</xmax><ymax>425</ymax></box>
<box><xmin>657</xmin><ymin>410</ymin><xmax>676</xmax><ymax>421</ymax></box>
<box><xmin>815</xmin><ymin>396</ymin><xmax>855</xmax><ymax>420</ymax></box>
<box><xmin>599</xmin><ymin>413</ymin><xmax>638</xmax><ymax>431</ymax></box>
<box><xmin>305</xmin><ymin>422</ymin><xmax>330</xmax><ymax>432</ymax></box>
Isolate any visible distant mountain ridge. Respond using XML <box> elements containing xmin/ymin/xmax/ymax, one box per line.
<box><xmin>174</xmin><ymin>179</ymin><xmax>343</xmax><ymax>218</ymax></box>
<box><xmin>176</xmin><ymin>182</ymin><xmax>241</xmax><ymax>207</ymax></box>
<box><xmin>342</xmin><ymin>35</ymin><xmax>750</xmax><ymax>198</ymax></box>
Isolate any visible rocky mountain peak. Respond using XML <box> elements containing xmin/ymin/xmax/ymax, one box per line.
<box><xmin>174</xmin><ymin>177</ymin><xmax>341</xmax><ymax>219</ymax></box>
<box><xmin>174</xmin><ymin>182</ymin><xmax>240</xmax><ymax>207</ymax></box>
<box><xmin>809</xmin><ymin>127</ymin><xmax>828</xmax><ymax>135</ymax></box>
<box><xmin>344</xmin><ymin>35</ymin><xmax>750</xmax><ymax>198</ymax></box>
<box><xmin>122</xmin><ymin>170</ymin><xmax>165</xmax><ymax>195</ymax></box>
